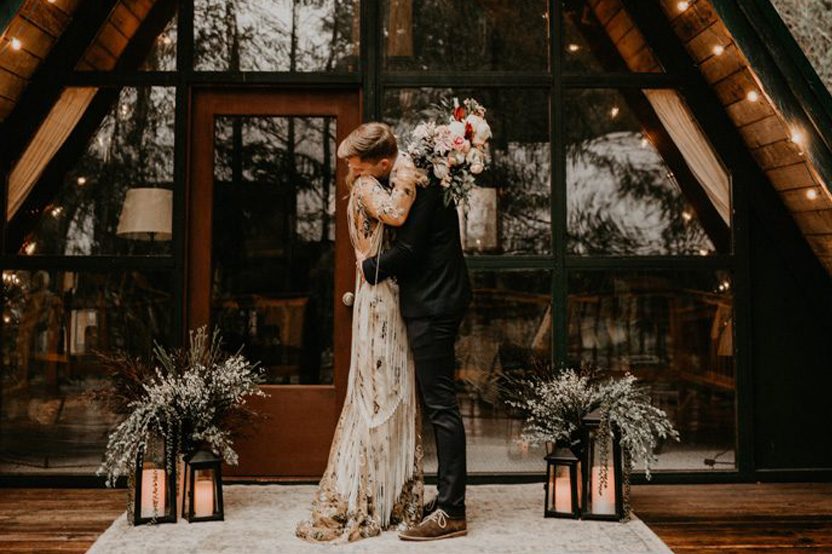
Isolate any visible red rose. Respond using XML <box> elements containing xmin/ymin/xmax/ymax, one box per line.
<box><xmin>453</xmin><ymin>105</ymin><xmax>466</xmax><ymax>121</ymax></box>
<box><xmin>465</xmin><ymin>122</ymin><xmax>474</xmax><ymax>140</ymax></box>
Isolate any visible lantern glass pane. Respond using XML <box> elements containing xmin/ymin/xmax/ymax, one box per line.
<box><xmin>553</xmin><ymin>464</ymin><xmax>573</xmax><ymax>513</ymax></box>
<box><xmin>139</xmin><ymin>436</ymin><xmax>172</xmax><ymax>519</ymax></box>
<box><xmin>587</xmin><ymin>430</ymin><xmax>616</xmax><ymax>516</ymax></box>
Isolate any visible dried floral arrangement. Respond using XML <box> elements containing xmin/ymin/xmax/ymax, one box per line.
<box><xmin>91</xmin><ymin>325</ymin><xmax>266</xmax><ymax>488</ymax></box>
<box><xmin>504</xmin><ymin>363</ymin><xmax>680</xmax><ymax>517</ymax></box>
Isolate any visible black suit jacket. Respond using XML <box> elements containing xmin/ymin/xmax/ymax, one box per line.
<box><xmin>362</xmin><ymin>184</ymin><xmax>472</xmax><ymax>319</ymax></box>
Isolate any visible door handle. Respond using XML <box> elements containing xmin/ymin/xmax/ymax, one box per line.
<box><xmin>342</xmin><ymin>291</ymin><xmax>355</xmax><ymax>307</ymax></box>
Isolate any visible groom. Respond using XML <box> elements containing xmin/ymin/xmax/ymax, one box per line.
<box><xmin>360</xmin><ymin>129</ymin><xmax>472</xmax><ymax>541</ymax></box>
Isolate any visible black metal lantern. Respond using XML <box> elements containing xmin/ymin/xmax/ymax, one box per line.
<box><xmin>131</xmin><ymin>436</ymin><xmax>177</xmax><ymax>525</ymax></box>
<box><xmin>580</xmin><ymin>408</ymin><xmax>624</xmax><ymax>520</ymax></box>
<box><xmin>182</xmin><ymin>448</ymin><xmax>224</xmax><ymax>522</ymax></box>
<box><xmin>543</xmin><ymin>444</ymin><xmax>580</xmax><ymax>519</ymax></box>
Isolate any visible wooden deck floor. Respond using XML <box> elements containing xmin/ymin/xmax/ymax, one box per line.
<box><xmin>0</xmin><ymin>483</ymin><xmax>829</xmax><ymax>553</ymax></box>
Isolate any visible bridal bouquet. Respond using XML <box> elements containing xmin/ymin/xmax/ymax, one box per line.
<box><xmin>406</xmin><ymin>97</ymin><xmax>492</xmax><ymax>206</ymax></box>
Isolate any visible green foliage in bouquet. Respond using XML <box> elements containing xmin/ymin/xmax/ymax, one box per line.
<box><xmin>92</xmin><ymin>325</ymin><xmax>266</xmax><ymax>487</ymax></box>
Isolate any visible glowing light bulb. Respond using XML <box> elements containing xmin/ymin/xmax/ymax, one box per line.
<box><xmin>610</xmin><ymin>106</ymin><xmax>620</xmax><ymax>119</ymax></box>
<box><xmin>159</xmin><ymin>34</ymin><xmax>172</xmax><ymax>45</ymax></box>
<box><xmin>790</xmin><ymin>130</ymin><xmax>803</xmax><ymax>144</ymax></box>
<box><xmin>699</xmin><ymin>248</ymin><xmax>709</xmax><ymax>256</ymax></box>
<box><xmin>3</xmin><ymin>315</ymin><xmax>10</xmax><ymax>324</ymax></box>
<box><xmin>677</xmin><ymin>1</ymin><xmax>690</xmax><ymax>11</ymax></box>
<box><xmin>806</xmin><ymin>188</ymin><xmax>818</xmax><ymax>200</ymax></box>
<box><xmin>567</xmin><ymin>43</ymin><xmax>580</xmax><ymax>53</ymax></box>
<box><xmin>712</xmin><ymin>44</ymin><xmax>725</xmax><ymax>56</ymax></box>
<box><xmin>746</xmin><ymin>90</ymin><xmax>759</xmax><ymax>102</ymax></box>
<box><xmin>23</xmin><ymin>242</ymin><xmax>36</xmax><ymax>255</ymax></box>
<box><xmin>11</xmin><ymin>38</ymin><xmax>22</xmax><ymax>50</ymax></box>
<box><xmin>76</xmin><ymin>176</ymin><xmax>87</xmax><ymax>185</ymax></box>
<box><xmin>682</xmin><ymin>211</ymin><xmax>693</xmax><ymax>222</ymax></box>
<box><xmin>50</xmin><ymin>206</ymin><xmax>63</xmax><ymax>217</ymax></box>
<box><xmin>641</xmin><ymin>137</ymin><xmax>650</xmax><ymax>148</ymax></box>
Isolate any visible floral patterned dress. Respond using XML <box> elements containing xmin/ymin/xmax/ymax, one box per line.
<box><xmin>295</xmin><ymin>153</ymin><xmax>427</xmax><ymax>543</ymax></box>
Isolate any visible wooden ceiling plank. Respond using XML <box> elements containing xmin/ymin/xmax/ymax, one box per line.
<box><xmin>94</xmin><ymin>20</ymin><xmax>130</xmax><ymax>59</ymax></box>
<box><xmin>713</xmin><ymin>68</ymin><xmax>761</xmax><ymax>106</ymax></box>
<box><xmin>751</xmin><ymin>139</ymin><xmax>806</xmax><ymax>170</ymax></box>
<box><xmin>779</xmin><ymin>187</ymin><xmax>832</xmax><ymax>213</ymax></box>
<box><xmin>605</xmin><ymin>9</ymin><xmax>634</xmax><ymax>44</ymax></box>
<box><xmin>18</xmin><ymin>1</ymin><xmax>71</xmax><ymax>38</ymax></box>
<box><xmin>592</xmin><ymin>0</ymin><xmax>623</xmax><ymax>28</ymax></box>
<box><xmin>80</xmin><ymin>42</ymin><xmax>118</xmax><ymax>71</ymax></box>
<box><xmin>0</xmin><ymin>66</ymin><xmax>27</xmax><ymax>100</ymax></box>
<box><xmin>0</xmin><ymin>44</ymin><xmax>40</xmax><ymax>79</ymax></box>
<box><xmin>684</xmin><ymin>21</ymin><xmax>732</xmax><ymax>64</ymax></box>
<box><xmin>700</xmin><ymin>43</ymin><xmax>745</xmax><ymax>83</ymax></box>
<box><xmin>121</xmin><ymin>0</ymin><xmax>155</xmax><ymax>20</ymax></box>
<box><xmin>4</xmin><ymin>16</ymin><xmax>56</xmax><ymax>60</ymax></box>
<box><xmin>737</xmin><ymin>113</ymin><xmax>789</xmax><ymax>148</ymax></box>
<box><xmin>109</xmin><ymin>3</ymin><xmax>141</xmax><ymax>38</ymax></box>
<box><xmin>766</xmin><ymin>162</ymin><xmax>818</xmax><ymax>190</ymax></box>
<box><xmin>672</xmin><ymin>1</ymin><xmax>719</xmax><ymax>43</ymax></box>
<box><xmin>793</xmin><ymin>210</ymin><xmax>832</xmax><ymax>235</ymax></box>
<box><xmin>805</xmin><ymin>235</ymin><xmax>832</xmax><ymax>258</ymax></box>
<box><xmin>725</xmin><ymin>93</ymin><xmax>775</xmax><ymax>127</ymax></box>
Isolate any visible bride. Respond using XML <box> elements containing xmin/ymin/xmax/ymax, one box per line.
<box><xmin>296</xmin><ymin>122</ymin><xmax>428</xmax><ymax>543</ymax></box>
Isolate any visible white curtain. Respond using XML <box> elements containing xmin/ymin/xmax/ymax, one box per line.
<box><xmin>7</xmin><ymin>87</ymin><xmax>98</xmax><ymax>221</ymax></box>
<box><xmin>643</xmin><ymin>89</ymin><xmax>731</xmax><ymax>225</ymax></box>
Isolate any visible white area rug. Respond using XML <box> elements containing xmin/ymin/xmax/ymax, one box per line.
<box><xmin>88</xmin><ymin>484</ymin><xmax>673</xmax><ymax>553</ymax></box>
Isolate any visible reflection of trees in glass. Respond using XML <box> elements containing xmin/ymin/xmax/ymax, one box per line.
<box><xmin>26</xmin><ymin>87</ymin><xmax>175</xmax><ymax>256</ymax></box>
<box><xmin>383</xmin><ymin>88</ymin><xmax>551</xmax><ymax>254</ymax></box>
<box><xmin>383</xmin><ymin>0</ymin><xmax>549</xmax><ymax>71</ymax></box>
<box><xmin>140</xmin><ymin>14</ymin><xmax>177</xmax><ymax>71</ymax></box>
<box><xmin>566</xmin><ymin>89</ymin><xmax>714</xmax><ymax>256</ymax></box>
<box><xmin>195</xmin><ymin>0</ymin><xmax>358</xmax><ymax>71</ymax></box>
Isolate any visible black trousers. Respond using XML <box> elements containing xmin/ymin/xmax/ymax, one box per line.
<box><xmin>405</xmin><ymin>314</ymin><xmax>467</xmax><ymax>519</ymax></box>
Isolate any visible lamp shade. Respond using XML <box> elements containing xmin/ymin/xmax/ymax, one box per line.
<box><xmin>117</xmin><ymin>188</ymin><xmax>172</xmax><ymax>240</ymax></box>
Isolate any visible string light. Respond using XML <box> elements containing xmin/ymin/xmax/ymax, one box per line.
<box><xmin>790</xmin><ymin>130</ymin><xmax>803</xmax><ymax>145</ymax></box>
<box><xmin>746</xmin><ymin>90</ymin><xmax>759</xmax><ymax>102</ymax></box>
<box><xmin>610</xmin><ymin>106</ymin><xmax>620</xmax><ymax>119</ymax></box>
<box><xmin>76</xmin><ymin>176</ymin><xmax>87</xmax><ymax>185</ymax></box>
<box><xmin>159</xmin><ymin>34</ymin><xmax>172</xmax><ymax>45</ymax></box>
<box><xmin>567</xmin><ymin>43</ymin><xmax>580</xmax><ymax>53</ymax></box>
<box><xmin>23</xmin><ymin>242</ymin><xmax>36</xmax><ymax>255</ymax></box>
<box><xmin>682</xmin><ymin>210</ymin><xmax>693</xmax><ymax>222</ymax></box>
<box><xmin>640</xmin><ymin>135</ymin><xmax>650</xmax><ymax>148</ymax></box>
<box><xmin>677</xmin><ymin>1</ymin><xmax>690</xmax><ymax>12</ymax></box>
<box><xmin>712</xmin><ymin>44</ymin><xmax>725</xmax><ymax>56</ymax></box>
<box><xmin>806</xmin><ymin>188</ymin><xmax>818</xmax><ymax>200</ymax></box>
<box><xmin>11</xmin><ymin>38</ymin><xmax>22</xmax><ymax>50</ymax></box>
<box><xmin>3</xmin><ymin>315</ymin><xmax>10</xmax><ymax>324</ymax></box>
<box><xmin>50</xmin><ymin>206</ymin><xmax>63</xmax><ymax>217</ymax></box>
<box><xmin>699</xmin><ymin>248</ymin><xmax>710</xmax><ymax>256</ymax></box>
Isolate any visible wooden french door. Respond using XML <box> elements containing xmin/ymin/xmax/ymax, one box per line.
<box><xmin>187</xmin><ymin>88</ymin><xmax>360</xmax><ymax>478</ymax></box>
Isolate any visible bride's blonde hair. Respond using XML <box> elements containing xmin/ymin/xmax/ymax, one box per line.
<box><xmin>338</xmin><ymin>123</ymin><xmax>398</xmax><ymax>189</ymax></box>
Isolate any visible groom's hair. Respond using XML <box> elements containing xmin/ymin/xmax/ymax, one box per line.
<box><xmin>337</xmin><ymin>122</ymin><xmax>398</xmax><ymax>162</ymax></box>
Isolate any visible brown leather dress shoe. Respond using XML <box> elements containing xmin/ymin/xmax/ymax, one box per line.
<box><xmin>399</xmin><ymin>509</ymin><xmax>467</xmax><ymax>541</ymax></box>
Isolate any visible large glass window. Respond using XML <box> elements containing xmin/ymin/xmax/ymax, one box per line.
<box><xmin>194</xmin><ymin>0</ymin><xmax>359</xmax><ymax>71</ymax></box>
<box><xmin>0</xmin><ymin>270</ymin><xmax>174</xmax><ymax>475</ymax></box>
<box><xmin>10</xmin><ymin>87</ymin><xmax>176</xmax><ymax>257</ymax></box>
<box><xmin>567</xmin><ymin>270</ymin><xmax>736</xmax><ymax>470</ymax></box>
<box><xmin>565</xmin><ymin>88</ymin><xmax>730</xmax><ymax>255</ymax></box>
<box><xmin>383</xmin><ymin>0</ymin><xmax>550</xmax><ymax>71</ymax></box>
<box><xmin>383</xmin><ymin>88</ymin><xmax>551</xmax><ymax>255</ymax></box>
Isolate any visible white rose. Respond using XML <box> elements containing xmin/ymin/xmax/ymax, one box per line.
<box><xmin>470</xmin><ymin>162</ymin><xmax>484</xmax><ymax>175</ymax></box>
<box><xmin>466</xmin><ymin>147</ymin><xmax>483</xmax><ymax>165</ymax></box>
<box><xmin>449</xmin><ymin>120</ymin><xmax>466</xmax><ymax>138</ymax></box>
<box><xmin>472</xmin><ymin>120</ymin><xmax>492</xmax><ymax>145</ymax></box>
<box><xmin>433</xmin><ymin>161</ymin><xmax>450</xmax><ymax>180</ymax></box>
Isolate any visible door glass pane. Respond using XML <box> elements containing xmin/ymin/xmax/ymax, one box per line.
<box><xmin>568</xmin><ymin>270</ymin><xmax>736</xmax><ymax>471</ymax></box>
<box><xmin>194</xmin><ymin>0</ymin><xmax>359</xmax><ymax>71</ymax></box>
<box><xmin>212</xmin><ymin>116</ymin><xmax>336</xmax><ymax>385</ymax></box>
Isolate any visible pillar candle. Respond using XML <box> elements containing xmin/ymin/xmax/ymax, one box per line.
<box><xmin>194</xmin><ymin>479</ymin><xmax>215</xmax><ymax>518</ymax></box>
<box><xmin>554</xmin><ymin>475</ymin><xmax>572</xmax><ymax>513</ymax></box>
<box><xmin>140</xmin><ymin>469</ymin><xmax>167</xmax><ymax>518</ymax></box>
